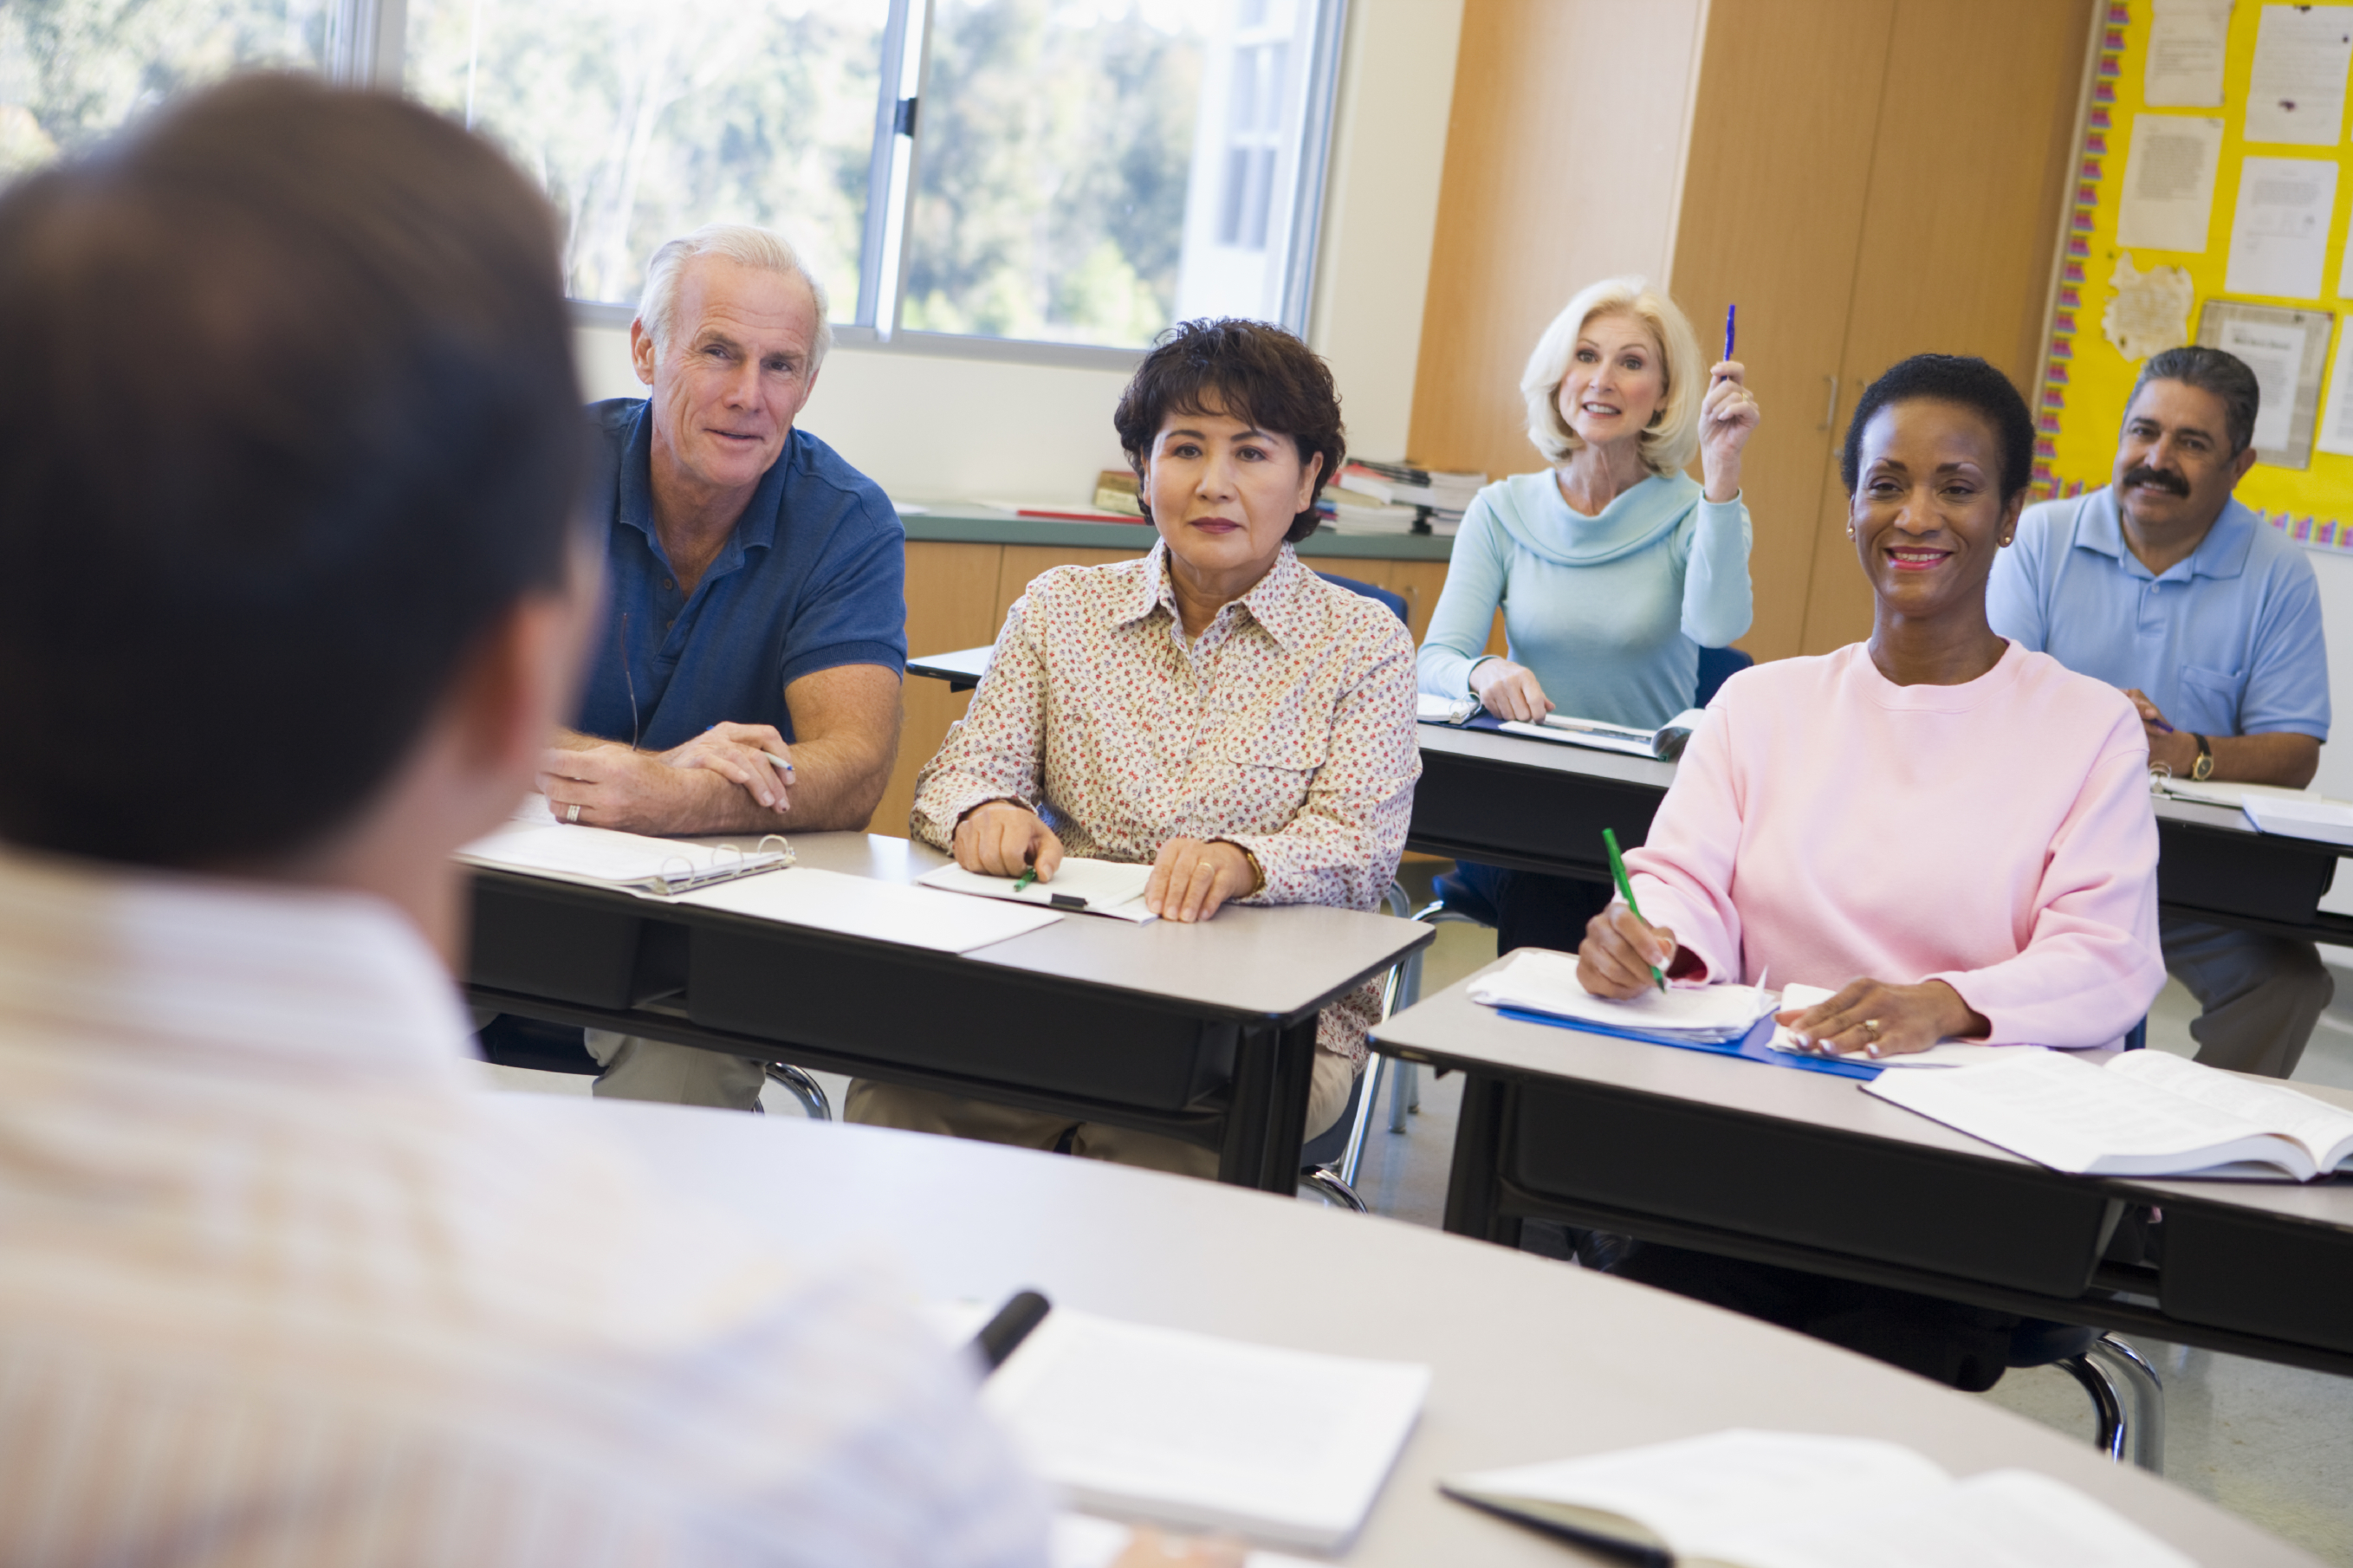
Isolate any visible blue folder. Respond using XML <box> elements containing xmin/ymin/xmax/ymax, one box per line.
<box><xmin>1495</xmin><ymin>1008</ymin><xmax>1883</xmax><ymax>1080</ymax></box>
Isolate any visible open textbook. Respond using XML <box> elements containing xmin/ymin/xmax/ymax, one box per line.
<box><xmin>917</xmin><ymin>856</ymin><xmax>1157</xmax><ymax>922</ymax></box>
<box><xmin>1442</xmin><ymin>1429</ymin><xmax>2190</xmax><ymax>1568</ymax></box>
<box><xmin>1866</xmin><ymin>1046</ymin><xmax>2353</xmax><ymax>1180</ymax></box>
<box><xmin>2152</xmin><ymin>776</ymin><xmax>2353</xmax><ymax>846</ymax></box>
<box><xmin>1468</xmin><ymin>949</ymin><xmax>1773</xmax><ymax>1043</ymax></box>
<box><xmin>982</xmin><ymin>1310</ymin><xmax>1428</xmax><ymax>1552</ymax></box>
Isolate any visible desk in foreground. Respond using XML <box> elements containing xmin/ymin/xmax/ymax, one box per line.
<box><xmin>466</xmin><ymin>833</ymin><xmax>1426</xmax><ymax>1194</ymax></box>
<box><xmin>543</xmin><ymin>1098</ymin><xmax>2317</xmax><ymax>1565</ymax></box>
<box><xmin>1371</xmin><ymin>977</ymin><xmax>2353</xmax><ymax>1379</ymax></box>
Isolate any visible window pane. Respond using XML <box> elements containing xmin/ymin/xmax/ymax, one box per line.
<box><xmin>1</xmin><ymin>0</ymin><xmax>331</xmax><ymax>178</ymax></box>
<box><xmin>904</xmin><ymin>0</ymin><xmax>1325</xmax><ymax>349</ymax></box>
<box><xmin>404</xmin><ymin>0</ymin><xmax>889</xmax><ymax>313</ymax></box>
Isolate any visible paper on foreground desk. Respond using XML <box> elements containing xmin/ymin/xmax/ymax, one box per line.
<box><xmin>529</xmin><ymin>1097</ymin><xmax>2313</xmax><ymax>1565</ymax></box>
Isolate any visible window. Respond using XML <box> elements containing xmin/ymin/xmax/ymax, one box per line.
<box><xmin>0</xmin><ymin>0</ymin><xmax>1343</xmax><ymax>358</ymax></box>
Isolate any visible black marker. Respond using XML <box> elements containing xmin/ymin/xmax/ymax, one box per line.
<box><xmin>970</xmin><ymin>1289</ymin><xmax>1052</xmax><ymax>1373</ymax></box>
<box><xmin>1049</xmin><ymin>892</ymin><xmax>1089</xmax><ymax>910</ymax></box>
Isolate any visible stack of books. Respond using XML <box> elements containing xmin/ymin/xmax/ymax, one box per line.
<box><xmin>1332</xmin><ymin>459</ymin><xmax>1486</xmax><ymax>535</ymax></box>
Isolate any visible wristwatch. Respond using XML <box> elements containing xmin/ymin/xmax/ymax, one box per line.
<box><xmin>2190</xmin><ymin>734</ymin><xmax>2215</xmax><ymax>782</ymax></box>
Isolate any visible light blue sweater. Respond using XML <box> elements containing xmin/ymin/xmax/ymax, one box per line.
<box><xmin>1416</xmin><ymin>470</ymin><xmax>1753</xmax><ymax>729</ymax></box>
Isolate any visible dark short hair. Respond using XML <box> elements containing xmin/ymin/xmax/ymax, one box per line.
<box><xmin>2131</xmin><ymin>345</ymin><xmax>2260</xmax><ymax>455</ymax></box>
<box><xmin>1113</xmin><ymin>318</ymin><xmax>1345</xmax><ymax>544</ymax></box>
<box><xmin>1839</xmin><ymin>354</ymin><xmax>2037</xmax><ymax>503</ymax></box>
<box><xmin>0</xmin><ymin>75</ymin><xmax>582</xmax><ymax>868</ymax></box>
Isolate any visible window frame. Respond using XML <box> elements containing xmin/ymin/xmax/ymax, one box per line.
<box><xmin>336</xmin><ymin>0</ymin><xmax>1345</xmax><ymax>366</ymax></box>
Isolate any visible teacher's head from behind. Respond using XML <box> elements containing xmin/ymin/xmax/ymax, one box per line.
<box><xmin>1114</xmin><ymin>317</ymin><xmax>1343</xmax><ymax>639</ymax></box>
<box><xmin>1836</xmin><ymin>353</ymin><xmax>2036</xmax><ymax>680</ymax></box>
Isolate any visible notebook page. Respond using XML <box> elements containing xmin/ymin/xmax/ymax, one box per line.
<box><xmin>677</xmin><ymin>866</ymin><xmax>1061</xmax><ymax>953</ymax></box>
<box><xmin>985</xmin><ymin>1312</ymin><xmax>1428</xmax><ymax>1551</ymax></box>
<box><xmin>2110</xmin><ymin>1049</ymin><xmax>2353</xmax><ymax>1170</ymax></box>
<box><xmin>1725</xmin><ymin>1468</ymin><xmax>2194</xmax><ymax>1568</ymax></box>
<box><xmin>1468</xmin><ymin>949</ymin><xmax>1773</xmax><ymax>1040</ymax></box>
<box><xmin>1445</xmin><ymin>1430</ymin><xmax>1948</xmax><ymax>1554</ymax></box>
<box><xmin>1865</xmin><ymin>1050</ymin><xmax>2304</xmax><ymax>1176</ymax></box>
<box><xmin>916</xmin><ymin>857</ymin><xmax>1157</xmax><ymax>922</ymax></box>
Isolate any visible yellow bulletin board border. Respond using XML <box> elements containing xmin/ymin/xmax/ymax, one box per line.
<box><xmin>2041</xmin><ymin>2</ymin><xmax>2352</xmax><ymax>548</ymax></box>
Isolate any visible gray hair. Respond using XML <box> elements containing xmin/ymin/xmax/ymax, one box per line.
<box><xmin>2131</xmin><ymin>345</ymin><xmax>2259</xmax><ymax>455</ymax></box>
<box><xmin>637</xmin><ymin>224</ymin><xmax>833</xmax><ymax>375</ymax></box>
<box><xmin>1520</xmin><ymin>275</ymin><xmax>1705</xmax><ymax>473</ymax></box>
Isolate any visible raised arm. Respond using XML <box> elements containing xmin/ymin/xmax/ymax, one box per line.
<box><xmin>1677</xmin><ymin>493</ymin><xmax>1753</xmax><ymax>650</ymax></box>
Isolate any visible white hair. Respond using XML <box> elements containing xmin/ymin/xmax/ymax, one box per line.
<box><xmin>1520</xmin><ymin>275</ymin><xmax>1704</xmax><ymax>473</ymax></box>
<box><xmin>637</xmin><ymin>224</ymin><xmax>833</xmax><ymax>375</ymax></box>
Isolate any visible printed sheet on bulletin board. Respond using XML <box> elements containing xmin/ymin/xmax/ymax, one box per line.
<box><xmin>2044</xmin><ymin>2</ymin><xmax>2353</xmax><ymax>548</ymax></box>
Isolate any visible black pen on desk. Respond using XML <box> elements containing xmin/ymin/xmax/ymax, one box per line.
<box><xmin>969</xmin><ymin>1289</ymin><xmax>1052</xmax><ymax>1374</ymax></box>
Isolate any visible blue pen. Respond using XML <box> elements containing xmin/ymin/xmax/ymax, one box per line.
<box><xmin>1721</xmin><ymin>303</ymin><xmax>1736</xmax><ymax>370</ymax></box>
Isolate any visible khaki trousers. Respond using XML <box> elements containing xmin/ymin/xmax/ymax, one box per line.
<box><xmin>845</xmin><ymin>1049</ymin><xmax>1358</xmax><ymax>1181</ymax></box>
<box><xmin>2161</xmin><ymin>914</ymin><xmax>2335</xmax><ymax>1079</ymax></box>
<box><xmin>584</xmin><ymin>1031</ymin><xmax>769</xmax><ymax>1110</ymax></box>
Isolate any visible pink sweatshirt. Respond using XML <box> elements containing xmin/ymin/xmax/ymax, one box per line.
<box><xmin>1625</xmin><ymin>641</ymin><xmax>2165</xmax><ymax>1049</ymax></box>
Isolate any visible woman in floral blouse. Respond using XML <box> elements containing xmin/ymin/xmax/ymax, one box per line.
<box><xmin>844</xmin><ymin>319</ymin><xmax>1421</xmax><ymax>1177</ymax></box>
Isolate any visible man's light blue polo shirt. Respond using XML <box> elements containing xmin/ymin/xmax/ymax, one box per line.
<box><xmin>1987</xmin><ymin>487</ymin><xmax>2329</xmax><ymax>741</ymax></box>
<box><xmin>573</xmin><ymin>398</ymin><xmax>906</xmax><ymax>750</ymax></box>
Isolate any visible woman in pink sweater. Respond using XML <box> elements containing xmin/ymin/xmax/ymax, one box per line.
<box><xmin>1574</xmin><ymin>354</ymin><xmax>2166</xmax><ymax>1390</ymax></box>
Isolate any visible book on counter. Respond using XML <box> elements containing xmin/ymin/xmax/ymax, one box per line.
<box><xmin>1443</xmin><ymin>1429</ymin><xmax>2191</xmax><ymax>1568</ymax></box>
<box><xmin>1866</xmin><ymin>1045</ymin><xmax>2353</xmax><ymax>1180</ymax></box>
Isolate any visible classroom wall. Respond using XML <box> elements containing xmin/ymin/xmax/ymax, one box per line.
<box><xmin>571</xmin><ymin>0</ymin><xmax>1467</xmax><ymax>502</ymax></box>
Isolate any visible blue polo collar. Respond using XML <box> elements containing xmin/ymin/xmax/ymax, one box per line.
<box><xmin>613</xmin><ymin>402</ymin><xmax>788</xmax><ymax>573</ymax></box>
<box><xmin>2073</xmin><ymin>486</ymin><xmax>2257</xmax><ymax>584</ymax></box>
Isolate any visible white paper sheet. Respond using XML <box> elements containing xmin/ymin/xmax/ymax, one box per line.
<box><xmin>916</xmin><ymin>857</ymin><xmax>1157</xmax><ymax>922</ymax></box>
<box><xmin>675</xmin><ymin>865</ymin><xmax>1063</xmax><ymax>952</ymax></box>
<box><xmin>2218</xmin><ymin>314</ymin><xmax>2310</xmax><ymax>449</ymax></box>
<box><xmin>2146</xmin><ymin>0</ymin><xmax>2232</xmax><ymax>106</ymax></box>
<box><xmin>457</xmin><ymin>822</ymin><xmax>789</xmax><ymax>894</ymax></box>
<box><xmin>2244</xmin><ymin>4</ymin><xmax>2353</xmax><ymax>145</ymax></box>
<box><xmin>2320</xmin><ymin>321</ymin><xmax>2353</xmax><ymax>457</ymax></box>
<box><xmin>1468</xmin><ymin>949</ymin><xmax>1775</xmax><ymax>1042</ymax></box>
<box><xmin>2243</xmin><ymin>793</ymin><xmax>2353</xmax><ymax>846</ymax></box>
<box><xmin>987</xmin><ymin>1312</ymin><xmax>1429</xmax><ymax>1552</ymax></box>
<box><xmin>2223</xmin><ymin>156</ymin><xmax>2339</xmax><ymax>299</ymax></box>
<box><xmin>1416</xmin><ymin>691</ymin><xmax>1478</xmax><ymax>723</ymax></box>
<box><xmin>2116</xmin><ymin>114</ymin><xmax>2224</xmax><ymax>252</ymax></box>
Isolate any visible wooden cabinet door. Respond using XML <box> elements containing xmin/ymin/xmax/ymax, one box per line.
<box><xmin>875</xmin><ymin>541</ymin><xmax>1007</xmax><ymax>839</ymax></box>
<box><xmin>1795</xmin><ymin>0</ymin><xmax>2092</xmax><ymax>655</ymax></box>
<box><xmin>1670</xmin><ymin>0</ymin><xmax>1896</xmax><ymax>664</ymax></box>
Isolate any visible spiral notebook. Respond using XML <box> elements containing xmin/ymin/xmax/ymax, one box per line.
<box><xmin>458</xmin><ymin>821</ymin><xmax>794</xmax><ymax>897</ymax></box>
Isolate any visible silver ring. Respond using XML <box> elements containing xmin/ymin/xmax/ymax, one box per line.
<box><xmin>567</xmin><ymin>801</ymin><xmax>581</xmax><ymax>824</ymax></box>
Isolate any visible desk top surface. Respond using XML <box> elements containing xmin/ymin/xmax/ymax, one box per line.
<box><xmin>551</xmin><ymin>1097</ymin><xmax>2312</xmax><ymax>1566</ymax></box>
<box><xmin>696</xmin><ymin>833</ymin><xmax>1430</xmax><ymax>1024</ymax></box>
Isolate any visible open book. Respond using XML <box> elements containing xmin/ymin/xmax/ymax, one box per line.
<box><xmin>917</xmin><ymin>856</ymin><xmax>1157</xmax><ymax>922</ymax></box>
<box><xmin>983</xmin><ymin>1310</ymin><xmax>1428</xmax><ymax>1552</ymax></box>
<box><xmin>1442</xmin><ymin>1429</ymin><xmax>2190</xmax><ymax>1568</ymax></box>
<box><xmin>1866</xmin><ymin>1046</ymin><xmax>2353</xmax><ymax>1180</ymax></box>
<box><xmin>1501</xmin><ymin>708</ymin><xmax>1708</xmax><ymax>761</ymax></box>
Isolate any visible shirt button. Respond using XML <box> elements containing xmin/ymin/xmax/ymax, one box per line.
<box><xmin>665</xmin><ymin>619</ymin><xmax>675</xmax><ymax>630</ymax></box>
<box><xmin>661</xmin><ymin>578</ymin><xmax>675</xmax><ymax>592</ymax></box>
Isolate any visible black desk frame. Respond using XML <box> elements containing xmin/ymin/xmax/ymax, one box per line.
<box><xmin>466</xmin><ymin>869</ymin><xmax>1378</xmax><ymax>1194</ymax></box>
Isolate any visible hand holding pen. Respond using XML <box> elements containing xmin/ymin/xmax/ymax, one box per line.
<box><xmin>1699</xmin><ymin>301</ymin><xmax>1760</xmax><ymax>504</ymax></box>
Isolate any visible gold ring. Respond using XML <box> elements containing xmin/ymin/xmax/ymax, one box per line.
<box><xmin>1864</xmin><ymin>1018</ymin><xmax>1882</xmax><ymax>1040</ymax></box>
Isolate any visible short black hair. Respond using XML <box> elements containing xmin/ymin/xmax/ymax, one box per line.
<box><xmin>1839</xmin><ymin>354</ymin><xmax>2036</xmax><ymax>503</ymax></box>
<box><xmin>0</xmin><ymin>75</ymin><xmax>583</xmax><ymax>867</ymax></box>
<box><xmin>2132</xmin><ymin>345</ymin><xmax>2260</xmax><ymax>455</ymax></box>
<box><xmin>1113</xmin><ymin>318</ymin><xmax>1345</xmax><ymax>544</ymax></box>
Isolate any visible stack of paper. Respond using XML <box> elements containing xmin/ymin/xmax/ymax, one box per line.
<box><xmin>917</xmin><ymin>857</ymin><xmax>1157</xmax><ymax>923</ymax></box>
<box><xmin>1416</xmin><ymin>692</ymin><xmax>1478</xmax><ymax>724</ymax></box>
<box><xmin>2240</xmin><ymin>793</ymin><xmax>2353</xmax><ymax>848</ymax></box>
<box><xmin>986</xmin><ymin>1311</ymin><xmax>1429</xmax><ymax>1552</ymax></box>
<box><xmin>1468</xmin><ymin>949</ymin><xmax>1773</xmax><ymax>1042</ymax></box>
<box><xmin>458</xmin><ymin>822</ymin><xmax>790</xmax><ymax>896</ymax></box>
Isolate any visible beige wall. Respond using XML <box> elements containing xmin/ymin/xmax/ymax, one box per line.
<box><xmin>572</xmin><ymin>0</ymin><xmax>1467</xmax><ymax>501</ymax></box>
<box><xmin>1407</xmin><ymin>0</ymin><xmax>1709</xmax><ymax>484</ymax></box>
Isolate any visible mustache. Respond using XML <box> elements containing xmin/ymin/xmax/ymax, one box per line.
<box><xmin>2122</xmin><ymin>465</ymin><xmax>2189</xmax><ymax>497</ymax></box>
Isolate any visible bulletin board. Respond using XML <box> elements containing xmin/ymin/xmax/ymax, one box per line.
<box><xmin>2040</xmin><ymin>1</ymin><xmax>2353</xmax><ymax>548</ymax></box>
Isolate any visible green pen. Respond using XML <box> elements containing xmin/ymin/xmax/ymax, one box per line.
<box><xmin>1603</xmin><ymin>827</ymin><xmax>1667</xmax><ymax>994</ymax></box>
<box><xmin>1011</xmin><ymin>865</ymin><xmax>1038</xmax><ymax>894</ymax></box>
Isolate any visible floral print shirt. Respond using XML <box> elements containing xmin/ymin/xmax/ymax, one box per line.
<box><xmin>911</xmin><ymin>541</ymin><xmax>1421</xmax><ymax>1061</ymax></box>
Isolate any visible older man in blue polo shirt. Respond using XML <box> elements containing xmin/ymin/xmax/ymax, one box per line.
<box><xmin>537</xmin><ymin>225</ymin><xmax>906</xmax><ymax>1107</ymax></box>
<box><xmin>1990</xmin><ymin>346</ymin><xmax>2330</xmax><ymax>1078</ymax></box>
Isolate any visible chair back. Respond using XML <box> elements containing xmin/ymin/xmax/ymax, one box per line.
<box><xmin>1316</xmin><ymin>571</ymin><xmax>1409</xmax><ymax>624</ymax></box>
<box><xmin>1695</xmin><ymin>645</ymin><xmax>1753</xmax><ymax>707</ymax></box>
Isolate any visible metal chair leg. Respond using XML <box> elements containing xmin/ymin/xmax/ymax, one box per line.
<box><xmin>1339</xmin><ymin>1053</ymin><xmax>1386</xmax><ymax>1187</ymax></box>
<box><xmin>764</xmin><ymin>1062</ymin><xmax>833</xmax><ymax>1120</ymax></box>
<box><xmin>2058</xmin><ymin>1334</ymin><xmax>2163</xmax><ymax>1472</ymax></box>
<box><xmin>1387</xmin><ymin>1059</ymin><xmax>1418</xmax><ymax>1131</ymax></box>
<box><xmin>1300</xmin><ymin>1167</ymin><xmax>1371</xmax><ymax>1213</ymax></box>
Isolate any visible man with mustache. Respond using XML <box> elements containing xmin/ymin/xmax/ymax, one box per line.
<box><xmin>1990</xmin><ymin>347</ymin><xmax>2330</xmax><ymax>1077</ymax></box>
